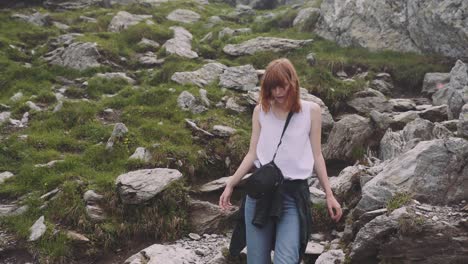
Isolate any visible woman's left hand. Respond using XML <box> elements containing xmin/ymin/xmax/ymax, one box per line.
<box><xmin>326</xmin><ymin>194</ymin><xmax>342</xmax><ymax>222</ymax></box>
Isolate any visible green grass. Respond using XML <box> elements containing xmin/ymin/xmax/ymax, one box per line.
<box><xmin>386</xmin><ymin>192</ymin><xmax>412</xmax><ymax>213</ymax></box>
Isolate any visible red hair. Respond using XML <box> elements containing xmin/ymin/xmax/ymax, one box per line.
<box><xmin>260</xmin><ymin>58</ymin><xmax>301</xmax><ymax>113</ymax></box>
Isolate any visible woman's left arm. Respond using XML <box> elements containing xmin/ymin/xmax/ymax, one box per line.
<box><xmin>309</xmin><ymin>102</ymin><xmax>342</xmax><ymax>222</ymax></box>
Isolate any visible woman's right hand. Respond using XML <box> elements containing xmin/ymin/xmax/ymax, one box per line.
<box><xmin>219</xmin><ymin>184</ymin><xmax>233</xmax><ymax>211</ymax></box>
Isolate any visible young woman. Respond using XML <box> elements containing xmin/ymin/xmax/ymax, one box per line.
<box><xmin>219</xmin><ymin>58</ymin><xmax>342</xmax><ymax>264</ymax></box>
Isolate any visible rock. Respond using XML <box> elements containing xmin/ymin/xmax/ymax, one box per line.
<box><xmin>44</xmin><ymin>0</ymin><xmax>101</xmax><ymax>10</ymax></box>
<box><xmin>293</xmin><ymin>7</ymin><xmax>320</xmax><ymax>31</ymax></box>
<box><xmin>212</xmin><ymin>125</ymin><xmax>236</xmax><ymax>137</ymax></box>
<box><xmin>185</xmin><ymin>119</ymin><xmax>214</xmax><ymax>137</ymax></box>
<box><xmin>172</xmin><ymin>62</ymin><xmax>227</xmax><ymax>87</ymax></box>
<box><xmin>0</xmin><ymin>112</ymin><xmax>11</xmax><ymax>126</ymax></box>
<box><xmin>199</xmin><ymin>89</ymin><xmax>210</xmax><ymax>107</ymax></box>
<box><xmin>198</xmin><ymin>174</ymin><xmax>252</xmax><ymax>192</ymax></box>
<box><xmin>219</xmin><ymin>65</ymin><xmax>258</xmax><ymax>91</ymax></box>
<box><xmin>28</xmin><ymin>216</ymin><xmax>46</xmax><ymax>241</ymax></box>
<box><xmin>79</xmin><ymin>15</ymin><xmax>98</xmax><ymax>23</ymax></box>
<box><xmin>66</xmin><ymin>230</ymin><xmax>90</xmax><ymax>243</ymax></box>
<box><xmin>129</xmin><ymin>147</ymin><xmax>152</xmax><ymax>163</ymax></box>
<box><xmin>106</xmin><ymin>123</ymin><xmax>128</xmax><ymax>150</ymax></box>
<box><xmin>53</xmin><ymin>21</ymin><xmax>70</xmax><ymax>30</ymax></box>
<box><xmin>309</xmin><ymin>186</ymin><xmax>326</xmax><ymax>205</ymax></box>
<box><xmin>369</xmin><ymin>79</ymin><xmax>393</xmax><ymax>96</ymax></box>
<box><xmin>177</xmin><ymin>91</ymin><xmax>207</xmax><ymax>114</ymax></box>
<box><xmin>314</xmin><ymin>0</ymin><xmax>468</xmax><ymax>58</ymax></box>
<box><xmin>35</xmin><ymin>160</ymin><xmax>64</xmax><ymax>168</ymax></box>
<box><xmin>306</xmin><ymin>52</ymin><xmax>316</xmax><ymax>66</ymax></box>
<box><xmin>10</xmin><ymin>92</ymin><xmax>23</xmax><ymax>102</ymax></box>
<box><xmin>305</xmin><ymin>241</ymin><xmax>324</xmax><ymax>255</ymax></box>
<box><xmin>356</xmin><ymin>137</ymin><xmax>468</xmax><ymax>215</ymax></box>
<box><xmin>189</xmin><ymin>233</ymin><xmax>201</xmax><ymax>240</ymax></box>
<box><xmin>223</xmin><ymin>36</ymin><xmax>313</xmax><ymax>56</ymax></box>
<box><xmin>346</xmin><ymin>88</ymin><xmax>392</xmax><ymax>115</ymax></box>
<box><xmin>315</xmin><ymin>249</ymin><xmax>345</xmax><ymax>264</ymax></box>
<box><xmin>25</xmin><ymin>101</ymin><xmax>41</xmax><ymax>112</ymax></box>
<box><xmin>124</xmin><ymin>244</ymin><xmax>197</xmax><ymax>264</ymax></box>
<box><xmin>0</xmin><ymin>171</ymin><xmax>14</xmax><ymax>184</ymax></box>
<box><xmin>163</xmin><ymin>26</ymin><xmax>198</xmax><ymax>59</ymax></box>
<box><xmin>458</xmin><ymin>103</ymin><xmax>468</xmax><ymax>138</ymax></box>
<box><xmin>40</xmin><ymin>188</ymin><xmax>60</xmax><ymax>200</ymax></box>
<box><xmin>96</xmin><ymin>72</ymin><xmax>136</xmax><ymax>84</ymax></box>
<box><xmin>389</xmin><ymin>98</ymin><xmax>416</xmax><ymax>112</ymax></box>
<box><xmin>330</xmin><ymin>165</ymin><xmax>367</xmax><ymax>202</ymax></box>
<box><xmin>218</xmin><ymin>27</ymin><xmax>251</xmax><ymax>39</ymax></box>
<box><xmin>108</xmin><ymin>11</ymin><xmax>152</xmax><ymax>32</ymax></box>
<box><xmin>225</xmin><ymin>97</ymin><xmax>246</xmax><ymax>113</ymax></box>
<box><xmin>418</xmin><ymin>104</ymin><xmax>448</xmax><ymax>122</ymax></box>
<box><xmin>115</xmin><ymin>168</ymin><xmax>183</xmax><ymax>204</ymax></box>
<box><xmin>137</xmin><ymin>38</ymin><xmax>160</xmax><ymax>50</ymax></box>
<box><xmin>83</xmin><ymin>190</ymin><xmax>104</xmax><ymax>203</ymax></box>
<box><xmin>12</xmin><ymin>12</ymin><xmax>51</xmax><ymax>26</ymax></box>
<box><xmin>188</xmin><ymin>199</ymin><xmax>237</xmax><ymax>234</ymax></box>
<box><xmin>136</xmin><ymin>51</ymin><xmax>164</xmax><ymax>66</ymax></box>
<box><xmin>86</xmin><ymin>204</ymin><xmax>106</xmax><ymax>222</ymax></box>
<box><xmin>323</xmin><ymin>114</ymin><xmax>374</xmax><ymax>162</ymax></box>
<box><xmin>44</xmin><ymin>42</ymin><xmax>102</xmax><ymax>70</ymax></box>
<box><xmin>226</xmin><ymin>4</ymin><xmax>256</xmax><ymax>22</ymax></box>
<box><xmin>167</xmin><ymin>9</ymin><xmax>201</xmax><ymax>24</ymax></box>
<box><xmin>422</xmin><ymin>72</ymin><xmax>451</xmax><ymax>96</ymax></box>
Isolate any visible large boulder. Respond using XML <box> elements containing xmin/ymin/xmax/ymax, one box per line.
<box><xmin>163</xmin><ymin>26</ymin><xmax>198</xmax><ymax>59</ymax></box>
<box><xmin>323</xmin><ymin>114</ymin><xmax>374</xmax><ymax>162</ymax></box>
<box><xmin>346</xmin><ymin>88</ymin><xmax>392</xmax><ymax>115</ymax></box>
<box><xmin>108</xmin><ymin>11</ymin><xmax>152</xmax><ymax>32</ymax></box>
<box><xmin>115</xmin><ymin>168</ymin><xmax>183</xmax><ymax>204</ymax></box>
<box><xmin>350</xmin><ymin>205</ymin><xmax>468</xmax><ymax>264</ymax></box>
<box><xmin>166</xmin><ymin>9</ymin><xmax>201</xmax><ymax>24</ymax></box>
<box><xmin>293</xmin><ymin>7</ymin><xmax>321</xmax><ymax>31</ymax></box>
<box><xmin>314</xmin><ymin>0</ymin><xmax>468</xmax><ymax>58</ymax></box>
<box><xmin>11</xmin><ymin>12</ymin><xmax>51</xmax><ymax>26</ymax></box>
<box><xmin>422</xmin><ymin>72</ymin><xmax>450</xmax><ymax>96</ymax></box>
<box><xmin>188</xmin><ymin>198</ymin><xmax>237</xmax><ymax>234</ymax></box>
<box><xmin>459</xmin><ymin>103</ymin><xmax>468</xmax><ymax>138</ymax></box>
<box><xmin>223</xmin><ymin>36</ymin><xmax>313</xmax><ymax>56</ymax></box>
<box><xmin>356</xmin><ymin>137</ymin><xmax>468</xmax><ymax>215</ymax></box>
<box><xmin>172</xmin><ymin>62</ymin><xmax>227</xmax><ymax>87</ymax></box>
<box><xmin>44</xmin><ymin>42</ymin><xmax>102</xmax><ymax>70</ymax></box>
<box><xmin>219</xmin><ymin>64</ymin><xmax>258</xmax><ymax>91</ymax></box>
<box><xmin>124</xmin><ymin>244</ymin><xmax>197</xmax><ymax>264</ymax></box>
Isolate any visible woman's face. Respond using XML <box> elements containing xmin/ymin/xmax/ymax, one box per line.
<box><xmin>271</xmin><ymin>83</ymin><xmax>290</xmax><ymax>104</ymax></box>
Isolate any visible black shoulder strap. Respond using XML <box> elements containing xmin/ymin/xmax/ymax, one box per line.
<box><xmin>272</xmin><ymin>112</ymin><xmax>293</xmax><ymax>161</ymax></box>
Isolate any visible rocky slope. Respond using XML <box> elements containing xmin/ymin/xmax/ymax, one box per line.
<box><xmin>0</xmin><ymin>0</ymin><xmax>466</xmax><ymax>264</ymax></box>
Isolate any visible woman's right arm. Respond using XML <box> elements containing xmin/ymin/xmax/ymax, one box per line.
<box><xmin>219</xmin><ymin>105</ymin><xmax>261</xmax><ymax>210</ymax></box>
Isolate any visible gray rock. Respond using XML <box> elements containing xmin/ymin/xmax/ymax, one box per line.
<box><xmin>418</xmin><ymin>104</ymin><xmax>448</xmax><ymax>123</ymax></box>
<box><xmin>106</xmin><ymin>123</ymin><xmax>129</xmax><ymax>150</ymax></box>
<box><xmin>0</xmin><ymin>172</ymin><xmax>14</xmax><ymax>184</ymax></box>
<box><xmin>163</xmin><ymin>26</ymin><xmax>198</xmax><ymax>59</ymax></box>
<box><xmin>199</xmin><ymin>89</ymin><xmax>210</xmax><ymax>107</ymax></box>
<box><xmin>306</xmin><ymin>52</ymin><xmax>316</xmax><ymax>66</ymax></box>
<box><xmin>323</xmin><ymin>114</ymin><xmax>374</xmax><ymax>162</ymax></box>
<box><xmin>305</xmin><ymin>241</ymin><xmax>324</xmax><ymax>255</ymax></box>
<box><xmin>219</xmin><ymin>65</ymin><xmax>258</xmax><ymax>91</ymax></box>
<box><xmin>28</xmin><ymin>216</ymin><xmax>46</xmax><ymax>241</ymax></box>
<box><xmin>115</xmin><ymin>168</ymin><xmax>183</xmax><ymax>204</ymax></box>
<box><xmin>369</xmin><ymin>79</ymin><xmax>393</xmax><ymax>96</ymax></box>
<box><xmin>198</xmin><ymin>174</ymin><xmax>252</xmax><ymax>193</ymax></box>
<box><xmin>356</xmin><ymin>137</ymin><xmax>468</xmax><ymax>215</ymax></box>
<box><xmin>167</xmin><ymin>9</ymin><xmax>201</xmax><ymax>24</ymax></box>
<box><xmin>177</xmin><ymin>91</ymin><xmax>207</xmax><ymax>114</ymax></box>
<box><xmin>53</xmin><ymin>21</ymin><xmax>70</xmax><ymax>30</ymax></box>
<box><xmin>96</xmin><ymin>72</ymin><xmax>136</xmax><ymax>84</ymax></box>
<box><xmin>389</xmin><ymin>98</ymin><xmax>416</xmax><ymax>112</ymax></box>
<box><xmin>293</xmin><ymin>7</ymin><xmax>320</xmax><ymax>31</ymax></box>
<box><xmin>172</xmin><ymin>62</ymin><xmax>227</xmax><ymax>87</ymax></box>
<box><xmin>25</xmin><ymin>101</ymin><xmax>41</xmax><ymax>112</ymax></box>
<box><xmin>309</xmin><ymin>186</ymin><xmax>326</xmax><ymax>205</ymax></box>
<box><xmin>315</xmin><ymin>249</ymin><xmax>345</xmax><ymax>264</ymax></box>
<box><xmin>346</xmin><ymin>88</ymin><xmax>392</xmax><ymax>115</ymax></box>
<box><xmin>137</xmin><ymin>51</ymin><xmax>165</xmax><ymax>66</ymax></box>
<box><xmin>212</xmin><ymin>125</ymin><xmax>236</xmax><ymax>137</ymax></box>
<box><xmin>223</xmin><ymin>36</ymin><xmax>313</xmax><ymax>56</ymax></box>
<box><xmin>137</xmin><ymin>38</ymin><xmax>160</xmax><ymax>50</ymax></box>
<box><xmin>0</xmin><ymin>112</ymin><xmax>11</xmax><ymax>125</ymax></box>
<box><xmin>79</xmin><ymin>15</ymin><xmax>98</xmax><ymax>23</ymax></box>
<box><xmin>44</xmin><ymin>42</ymin><xmax>102</xmax><ymax>70</ymax></box>
<box><xmin>422</xmin><ymin>72</ymin><xmax>451</xmax><ymax>96</ymax></box>
<box><xmin>218</xmin><ymin>27</ymin><xmax>251</xmax><ymax>39</ymax></box>
<box><xmin>12</xmin><ymin>12</ymin><xmax>51</xmax><ymax>26</ymax></box>
<box><xmin>83</xmin><ymin>190</ymin><xmax>104</xmax><ymax>203</ymax></box>
<box><xmin>188</xmin><ymin>198</ymin><xmax>237</xmax><ymax>234</ymax></box>
<box><xmin>129</xmin><ymin>147</ymin><xmax>152</xmax><ymax>163</ymax></box>
<box><xmin>124</xmin><ymin>244</ymin><xmax>197</xmax><ymax>264</ymax></box>
<box><xmin>10</xmin><ymin>92</ymin><xmax>23</xmax><ymax>102</ymax></box>
<box><xmin>314</xmin><ymin>0</ymin><xmax>468</xmax><ymax>58</ymax></box>
<box><xmin>458</xmin><ymin>103</ymin><xmax>468</xmax><ymax>138</ymax></box>
<box><xmin>44</xmin><ymin>0</ymin><xmax>101</xmax><ymax>10</ymax></box>
<box><xmin>108</xmin><ymin>11</ymin><xmax>152</xmax><ymax>32</ymax></box>
<box><xmin>86</xmin><ymin>204</ymin><xmax>106</xmax><ymax>222</ymax></box>
<box><xmin>225</xmin><ymin>97</ymin><xmax>246</xmax><ymax>113</ymax></box>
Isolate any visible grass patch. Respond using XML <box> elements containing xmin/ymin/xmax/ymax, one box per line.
<box><xmin>386</xmin><ymin>192</ymin><xmax>412</xmax><ymax>213</ymax></box>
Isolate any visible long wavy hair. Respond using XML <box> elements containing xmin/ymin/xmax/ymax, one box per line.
<box><xmin>259</xmin><ymin>58</ymin><xmax>301</xmax><ymax>113</ymax></box>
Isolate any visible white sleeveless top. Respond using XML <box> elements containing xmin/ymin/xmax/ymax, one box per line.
<box><xmin>255</xmin><ymin>100</ymin><xmax>314</xmax><ymax>180</ymax></box>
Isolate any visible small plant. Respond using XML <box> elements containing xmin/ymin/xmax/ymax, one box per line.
<box><xmin>386</xmin><ymin>192</ymin><xmax>412</xmax><ymax>213</ymax></box>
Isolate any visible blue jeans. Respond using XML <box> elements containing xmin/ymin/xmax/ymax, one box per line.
<box><xmin>245</xmin><ymin>191</ymin><xmax>300</xmax><ymax>264</ymax></box>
